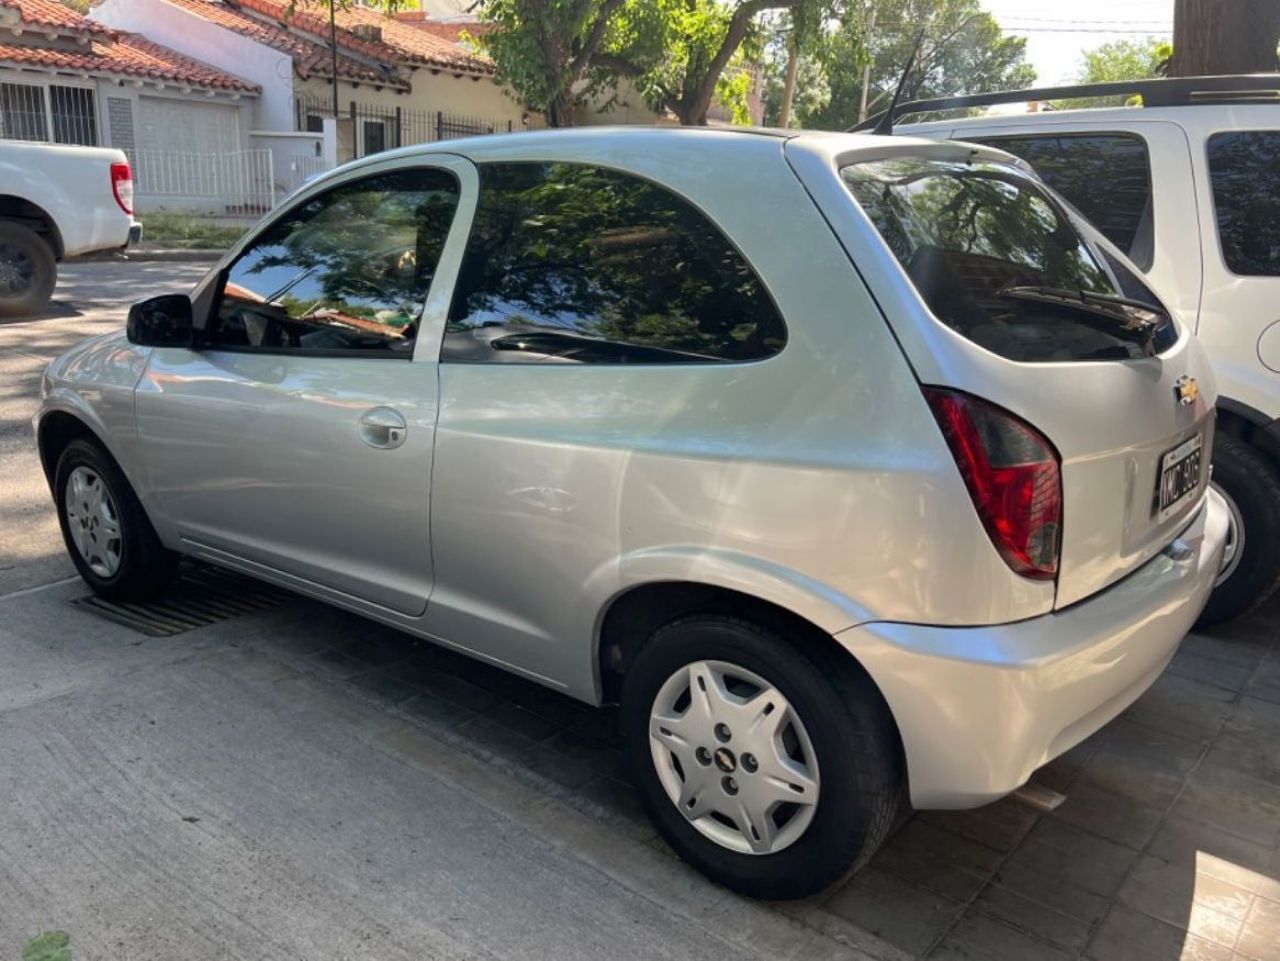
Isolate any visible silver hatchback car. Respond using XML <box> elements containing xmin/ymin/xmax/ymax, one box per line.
<box><xmin>36</xmin><ymin>128</ymin><xmax>1228</xmax><ymax>899</ymax></box>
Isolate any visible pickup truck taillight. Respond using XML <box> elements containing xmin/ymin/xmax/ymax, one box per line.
<box><xmin>924</xmin><ymin>388</ymin><xmax>1062</xmax><ymax>580</ymax></box>
<box><xmin>110</xmin><ymin>161</ymin><xmax>134</xmax><ymax>215</ymax></box>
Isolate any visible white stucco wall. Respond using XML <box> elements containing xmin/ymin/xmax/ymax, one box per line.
<box><xmin>91</xmin><ymin>0</ymin><xmax>296</xmax><ymax>131</ymax></box>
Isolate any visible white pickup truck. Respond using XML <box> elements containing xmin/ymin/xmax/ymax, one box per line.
<box><xmin>0</xmin><ymin>140</ymin><xmax>141</xmax><ymax>316</ymax></box>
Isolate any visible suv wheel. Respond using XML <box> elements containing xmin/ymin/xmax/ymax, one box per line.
<box><xmin>54</xmin><ymin>438</ymin><xmax>175</xmax><ymax>600</ymax></box>
<box><xmin>1197</xmin><ymin>433</ymin><xmax>1280</xmax><ymax>626</ymax></box>
<box><xmin>620</xmin><ymin>614</ymin><xmax>901</xmax><ymax>899</ymax></box>
<box><xmin>0</xmin><ymin>221</ymin><xmax>56</xmax><ymax>317</ymax></box>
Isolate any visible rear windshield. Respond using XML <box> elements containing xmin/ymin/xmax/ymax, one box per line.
<box><xmin>842</xmin><ymin>157</ymin><xmax>1177</xmax><ymax>362</ymax></box>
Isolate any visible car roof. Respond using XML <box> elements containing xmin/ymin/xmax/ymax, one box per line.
<box><xmin>338</xmin><ymin>124</ymin><xmax>1006</xmax><ymax>172</ymax></box>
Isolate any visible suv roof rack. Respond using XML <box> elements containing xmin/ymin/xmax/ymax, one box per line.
<box><xmin>851</xmin><ymin>74</ymin><xmax>1280</xmax><ymax>132</ymax></box>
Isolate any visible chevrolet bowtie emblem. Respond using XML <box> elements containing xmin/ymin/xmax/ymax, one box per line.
<box><xmin>1174</xmin><ymin>375</ymin><xmax>1200</xmax><ymax>407</ymax></box>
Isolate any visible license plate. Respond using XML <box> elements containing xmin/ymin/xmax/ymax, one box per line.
<box><xmin>1154</xmin><ymin>434</ymin><xmax>1204</xmax><ymax>522</ymax></box>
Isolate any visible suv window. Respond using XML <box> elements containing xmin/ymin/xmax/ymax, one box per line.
<box><xmin>1207</xmin><ymin>131</ymin><xmax>1280</xmax><ymax>277</ymax></box>
<box><xmin>443</xmin><ymin>162</ymin><xmax>785</xmax><ymax>364</ymax></box>
<box><xmin>843</xmin><ymin>157</ymin><xmax>1176</xmax><ymax>362</ymax></box>
<box><xmin>973</xmin><ymin>133</ymin><xmax>1155</xmax><ymax>271</ymax></box>
<box><xmin>210</xmin><ymin>168</ymin><xmax>460</xmax><ymax>356</ymax></box>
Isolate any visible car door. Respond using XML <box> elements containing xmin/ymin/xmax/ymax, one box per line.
<box><xmin>133</xmin><ymin>157</ymin><xmax>473</xmax><ymax>616</ymax></box>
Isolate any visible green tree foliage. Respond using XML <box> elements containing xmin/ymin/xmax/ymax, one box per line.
<box><xmin>478</xmin><ymin>0</ymin><xmax>831</xmax><ymax>126</ymax></box>
<box><xmin>631</xmin><ymin>0</ymin><xmax>786</xmax><ymax>125</ymax></box>
<box><xmin>475</xmin><ymin>0</ymin><xmax>665</xmax><ymax>126</ymax></box>
<box><xmin>760</xmin><ymin>13</ymin><xmax>834</xmax><ymax>126</ymax></box>
<box><xmin>798</xmin><ymin>0</ymin><xmax>1035</xmax><ymax>130</ymax></box>
<box><xmin>1052</xmin><ymin>38</ymin><xmax>1172</xmax><ymax>108</ymax></box>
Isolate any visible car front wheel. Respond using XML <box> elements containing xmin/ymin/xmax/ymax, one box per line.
<box><xmin>54</xmin><ymin>438</ymin><xmax>175</xmax><ymax>600</ymax></box>
<box><xmin>620</xmin><ymin>614</ymin><xmax>901</xmax><ymax>900</ymax></box>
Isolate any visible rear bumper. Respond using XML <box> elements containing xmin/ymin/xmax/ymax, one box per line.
<box><xmin>835</xmin><ymin>488</ymin><xmax>1229</xmax><ymax>809</ymax></box>
<box><xmin>127</xmin><ymin>222</ymin><xmax>142</xmax><ymax>247</ymax></box>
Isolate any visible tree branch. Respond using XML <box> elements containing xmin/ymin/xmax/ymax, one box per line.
<box><xmin>686</xmin><ymin>0</ymin><xmax>801</xmax><ymax>121</ymax></box>
<box><xmin>568</xmin><ymin>0</ymin><xmax>628</xmax><ymax>78</ymax></box>
<box><xmin>591</xmin><ymin>52</ymin><xmax>647</xmax><ymax>76</ymax></box>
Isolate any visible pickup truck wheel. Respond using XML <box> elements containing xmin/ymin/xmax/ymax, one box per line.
<box><xmin>1196</xmin><ymin>433</ymin><xmax>1280</xmax><ymax>627</ymax></box>
<box><xmin>0</xmin><ymin>221</ymin><xmax>56</xmax><ymax>318</ymax></box>
<box><xmin>620</xmin><ymin>614</ymin><xmax>902</xmax><ymax>899</ymax></box>
<box><xmin>55</xmin><ymin>438</ymin><xmax>175</xmax><ymax>601</ymax></box>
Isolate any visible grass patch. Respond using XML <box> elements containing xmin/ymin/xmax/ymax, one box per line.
<box><xmin>23</xmin><ymin>932</ymin><xmax>71</xmax><ymax>961</ymax></box>
<box><xmin>138</xmin><ymin>213</ymin><xmax>248</xmax><ymax>250</ymax></box>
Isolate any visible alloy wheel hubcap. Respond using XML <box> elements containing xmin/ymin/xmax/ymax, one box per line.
<box><xmin>648</xmin><ymin>659</ymin><xmax>820</xmax><ymax>856</ymax></box>
<box><xmin>65</xmin><ymin>466</ymin><xmax>122</xmax><ymax>577</ymax></box>
<box><xmin>1212</xmin><ymin>481</ymin><xmax>1244</xmax><ymax>588</ymax></box>
<box><xmin>0</xmin><ymin>242</ymin><xmax>35</xmax><ymax>296</ymax></box>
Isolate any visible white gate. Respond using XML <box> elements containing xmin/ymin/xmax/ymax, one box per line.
<box><xmin>130</xmin><ymin>147</ymin><xmax>276</xmax><ymax>213</ymax></box>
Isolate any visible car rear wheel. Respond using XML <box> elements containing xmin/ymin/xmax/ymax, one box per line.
<box><xmin>54</xmin><ymin>438</ymin><xmax>175</xmax><ymax>601</ymax></box>
<box><xmin>620</xmin><ymin>614</ymin><xmax>901</xmax><ymax>899</ymax></box>
<box><xmin>1196</xmin><ymin>433</ymin><xmax>1280</xmax><ymax>627</ymax></box>
<box><xmin>0</xmin><ymin>220</ymin><xmax>56</xmax><ymax>318</ymax></box>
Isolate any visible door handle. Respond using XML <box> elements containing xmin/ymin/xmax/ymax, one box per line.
<box><xmin>358</xmin><ymin>407</ymin><xmax>407</xmax><ymax>449</ymax></box>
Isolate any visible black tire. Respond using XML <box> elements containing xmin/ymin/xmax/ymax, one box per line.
<box><xmin>54</xmin><ymin>438</ymin><xmax>175</xmax><ymax>601</ymax></box>
<box><xmin>0</xmin><ymin>220</ymin><xmax>56</xmax><ymax>318</ymax></box>
<box><xmin>620</xmin><ymin>614</ymin><xmax>902</xmax><ymax>900</ymax></box>
<box><xmin>1196</xmin><ymin>433</ymin><xmax>1280</xmax><ymax>627</ymax></box>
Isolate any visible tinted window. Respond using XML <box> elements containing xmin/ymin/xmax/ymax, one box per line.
<box><xmin>976</xmin><ymin>134</ymin><xmax>1154</xmax><ymax>270</ymax></box>
<box><xmin>211</xmin><ymin>168</ymin><xmax>459</xmax><ymax>355</ymax></box>
<box><xmin>1207</xmin><ymin>131</ymin><xmax>1280</xmax><ymax>276</ymax></box>
<box><xmin>444</xmin><ymin>162</ymin><xmax>785</xmax><ymax>364</ymax></box>
<box><xmin>843</xmin><ymin>157</ymin><xmax>1176</xmax><ymax>362</ymax></box>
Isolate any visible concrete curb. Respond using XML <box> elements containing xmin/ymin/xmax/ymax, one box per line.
<box><xmin>74</xmin><ymin>248</ymin><xmax>225</xmax><ymax>264</ymax></box>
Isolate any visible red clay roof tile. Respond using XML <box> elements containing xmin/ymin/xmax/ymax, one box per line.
<box><xmin>158</xmin><ymin>0</ymin><xmax>411</xmax><ymax>87</ymax></box>
<box><xmin>0</xmin><ymin>0</ymin><xmax>259</xmax><ymax>91</ymax></box>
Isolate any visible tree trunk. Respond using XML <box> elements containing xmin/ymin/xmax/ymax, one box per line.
<box><xmin>778</xmin><ymin>40</ymin><xmax>799</xmax><ymax>127</ymax></box>
<box><xmin>1170</xmin><ymin>0</ymin><xmax>1280</xmax><ymax>76</ymax></box>
<box><xmin>546</xmin><ymin>89</ymin><xmax>576</xmax><ymax>127</ymax></box>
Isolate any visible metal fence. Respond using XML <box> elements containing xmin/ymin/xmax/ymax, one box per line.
<box><xmin>130</xmin><ymin>147</ymin><xmax>276</xmax><ymax>213</ymax></box>
<box><xmin>295</xmin><ymin>94</ymin><xmax>539</xmax><ymax>159</ymax></box>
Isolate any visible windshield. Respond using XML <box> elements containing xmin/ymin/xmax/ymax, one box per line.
<box><xmin>842</xmin><ymin>157</ymin><xmax>1177</xmax><ymax>362</ymax></box>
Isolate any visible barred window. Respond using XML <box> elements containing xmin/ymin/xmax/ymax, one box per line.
<box><xmin>0</xmin><ymin>83</ymin><xmax>97</xmax><ymax>146</ymax></box>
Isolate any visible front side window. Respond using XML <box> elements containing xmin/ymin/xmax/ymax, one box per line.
<box><xmin>843</xmin><ymin>157</ymin><xmax>1175</xmax><ymax>362</ymax></box>
<box><xmin>210</xmin><ymin>168</ymin><xmax>460</xmax><ymax>355</ymax></box>
<box><xmin>974</xmin><ymin>133</ymin><xmax>1154</xmax><ymax>270</ymax></box>
<box><xmin>1207</xmin><ymin>131</ymin><xmax>1280</xmax><ymax>276</ymax></box>
<box><xmin>443</xmin><ymin>162</ymin><xmax>786</xmax><ymax>364</ymax></box>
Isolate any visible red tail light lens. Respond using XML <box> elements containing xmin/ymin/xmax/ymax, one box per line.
<box><xmin>924</xmin><ymin>388</ymin><xmax>1062</xmax><ymax>580</ymax></box>
<box><xmin>110</xmin><ymin>161</ymin><xmax>134</xmax><ymax>215</ymax></box>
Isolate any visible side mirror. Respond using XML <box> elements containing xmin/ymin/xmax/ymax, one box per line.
<box><xmin>126</xmin><ymin>294</ymin><xmax>195</xmax><ymax>347</ymax></box>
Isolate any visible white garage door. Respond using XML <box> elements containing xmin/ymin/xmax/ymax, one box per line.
<box><xmin>138</xmin><ymin>97</ymin><xmax>240</xmax><ymax>155</ymax></box>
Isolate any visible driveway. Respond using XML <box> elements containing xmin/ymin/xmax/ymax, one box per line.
<box><xmin>1</xmin><ymin>260</ymin><xmax>1278</xmax><ymax>961</ymax></box>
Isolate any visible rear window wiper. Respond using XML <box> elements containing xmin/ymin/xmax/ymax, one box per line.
<box><xmin>997</xmin><ymin>285</ymin><xmax>1166</xmax><ymax>318</ymax></box>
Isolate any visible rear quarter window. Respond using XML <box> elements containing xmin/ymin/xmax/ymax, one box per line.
<box><xmin>1206</xmin><ymin>131</ymin><xmax>1280</xmax><ymax>276</ymax></box>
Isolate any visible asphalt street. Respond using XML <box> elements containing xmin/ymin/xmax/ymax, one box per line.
<box><xmin>1</xmin><ymin>260</ymin><xmax>1278</xmax><ymax>961</ymax></box>
<box><xmin>0</xmin><ymin>259</ymin><xmax>214</xmax><ymax>596</ymax></box>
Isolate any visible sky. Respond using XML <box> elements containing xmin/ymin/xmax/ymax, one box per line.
<box><xmin>979</xmin><ymin>0</ymin><xmax>1174</xmax><ymax>84</ymax></box>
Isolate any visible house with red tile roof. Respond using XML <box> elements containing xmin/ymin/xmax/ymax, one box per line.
<box><xmin>91</xmin><ymin>0</ymin><xmax>536</xmax><ymax>162</ymax></box>
<box><xmin>0</xmin><ymin>0</ymin><xmax>259</xmax><ymax>153</ymax></box>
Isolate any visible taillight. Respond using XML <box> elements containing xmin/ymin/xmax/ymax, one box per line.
<box><xmin>110</xmin><ymin>161</ymin><xmax>133</xmax><ymax>215</ymax></box>
<box><xmin>924</xmin><ymin>388</ymin><xmax>1062</xmax><ymax>580</ymax></box>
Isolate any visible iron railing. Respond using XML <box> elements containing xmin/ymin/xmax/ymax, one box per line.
<box><xmin>129</xmin><ymin>147</ymin><xmax>277</xmax><ymax>213</ymax></box>
<box><xmin>294</xmin><ymin>93</ymin><xmax>538</xmax><ymax>158</ymax></box>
